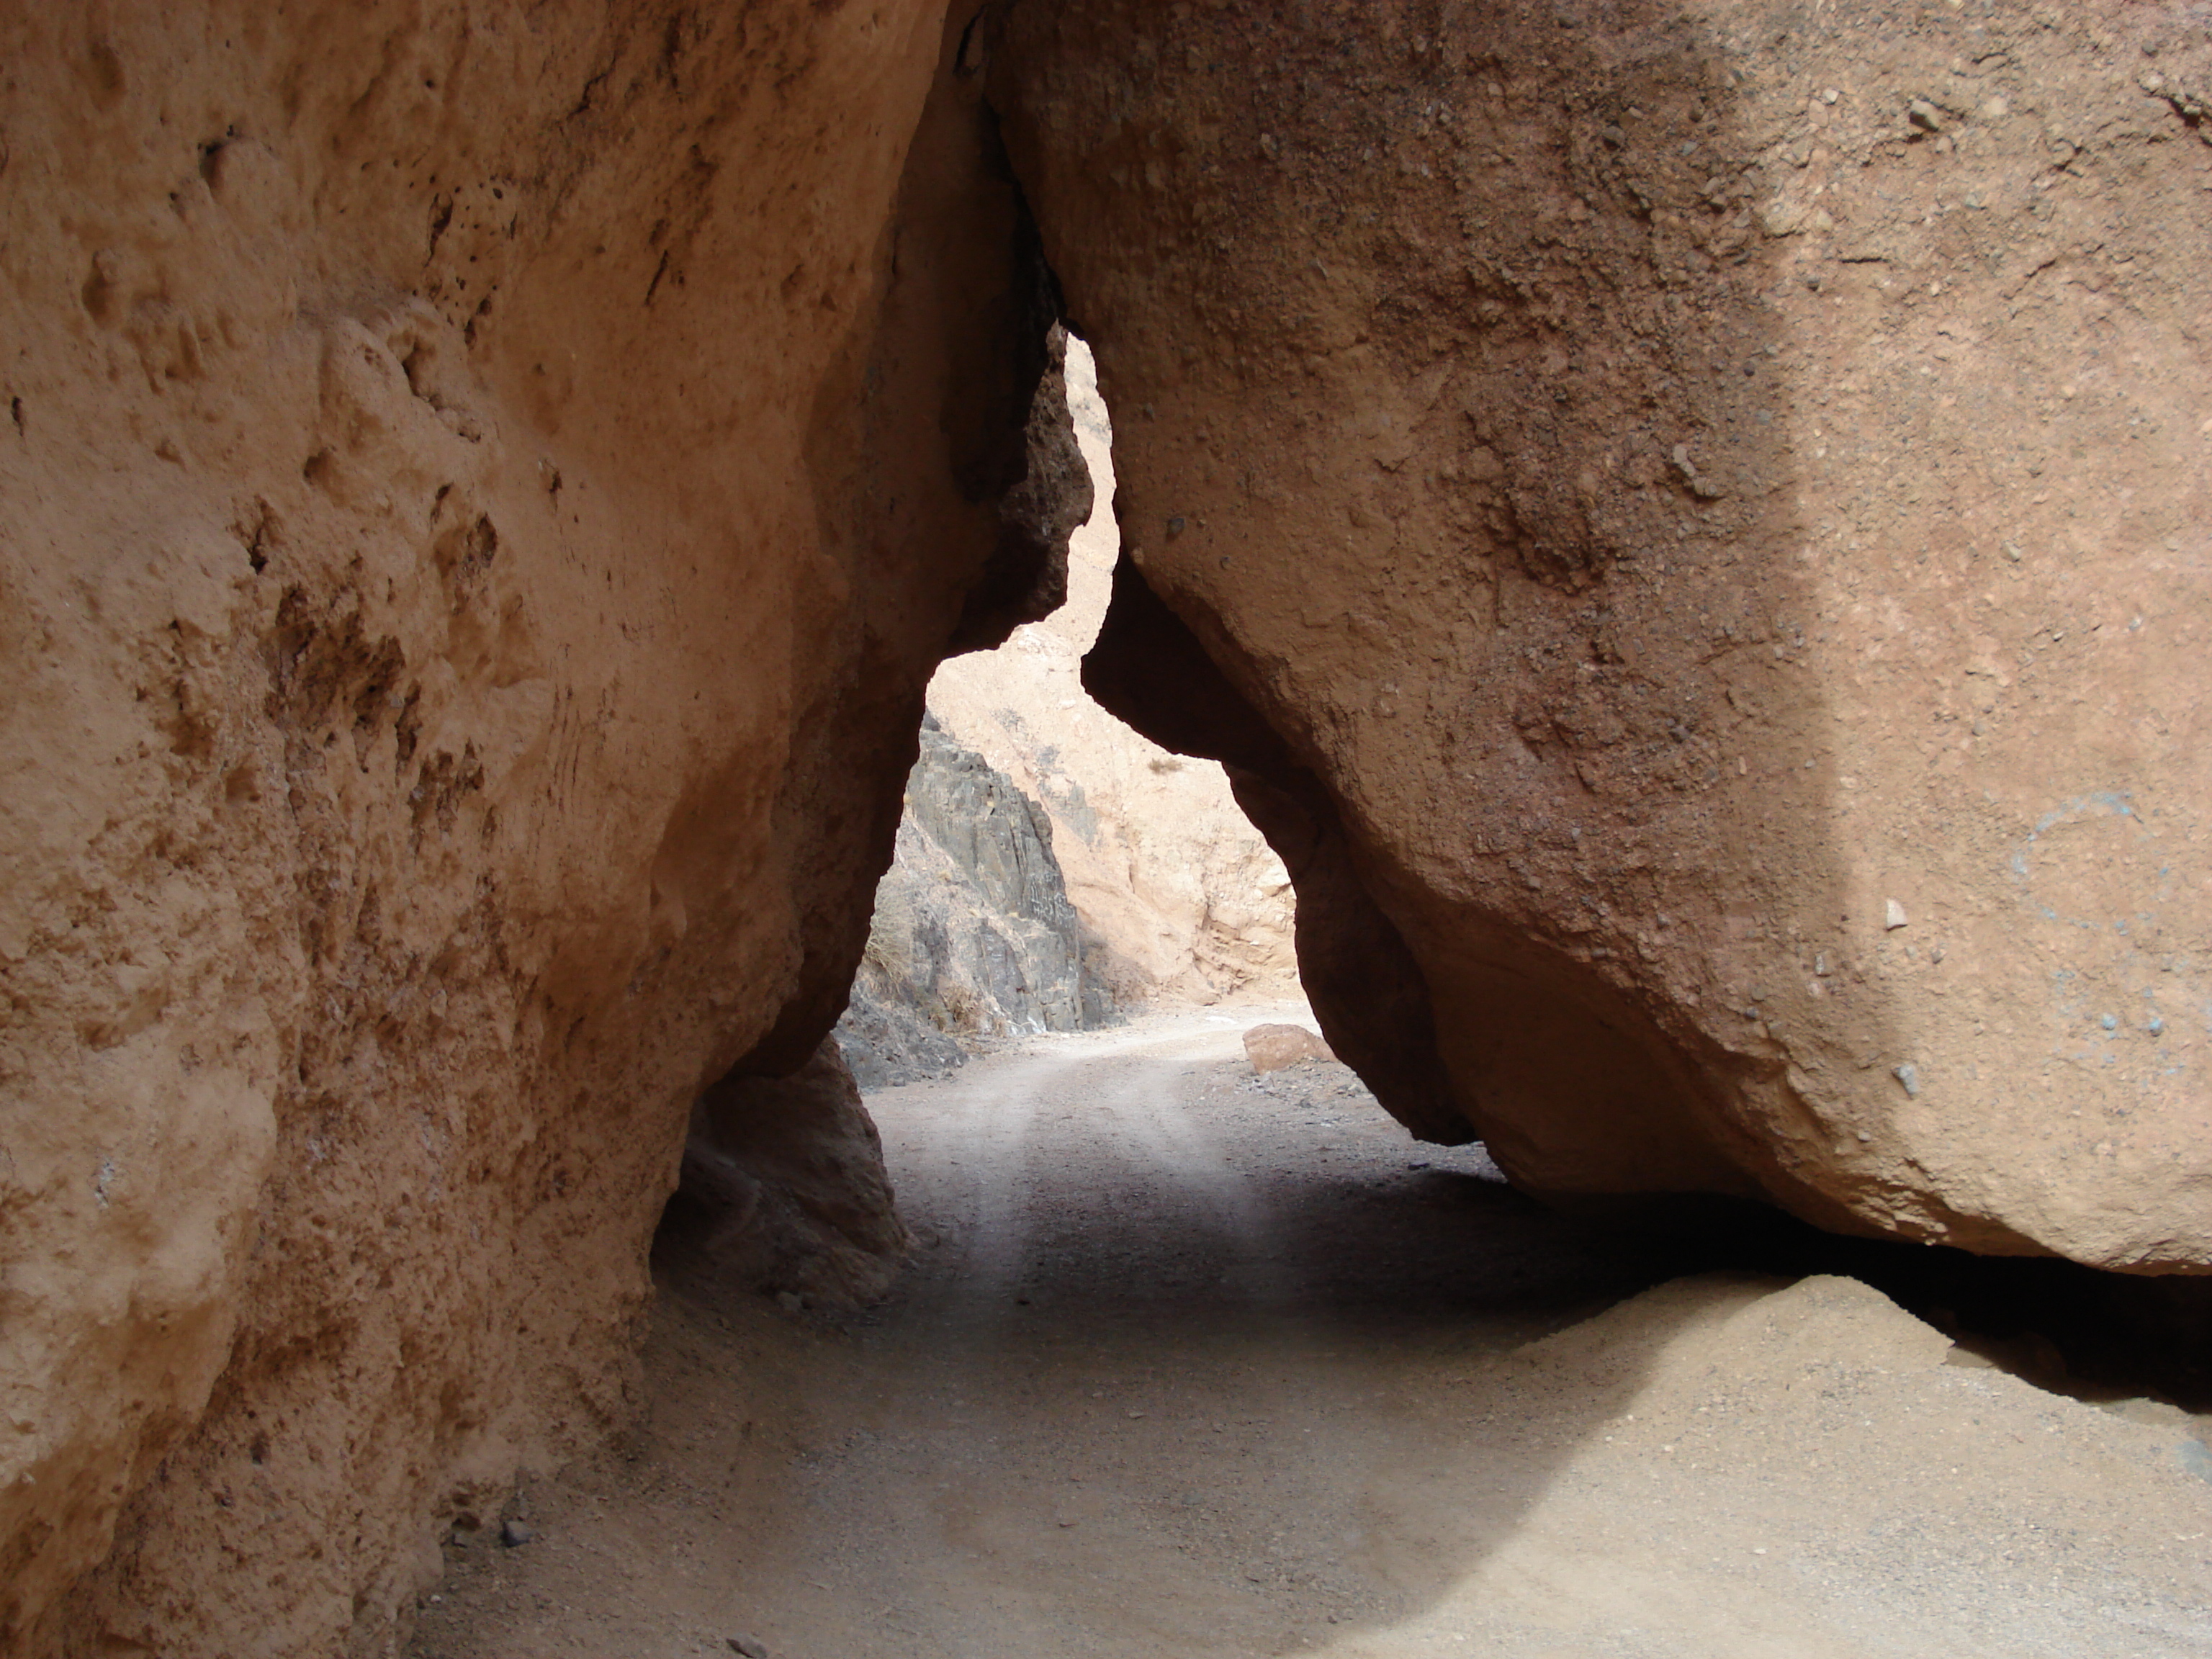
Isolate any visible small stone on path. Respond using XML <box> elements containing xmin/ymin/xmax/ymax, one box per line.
<box><xmin>1244</xmin><ymin>1023</ymin><xmax>1334</xmax><ymax>1073</ymax></box>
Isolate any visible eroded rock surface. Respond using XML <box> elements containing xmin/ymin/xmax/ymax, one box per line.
<box><xmin>0</xmin><ymin>2</ymin><xmax>1078</xmax><ymax>1650</ymax></box>
<box><xmin>992</xmin><ymin>0</ymin><xmax>2212</xmax><ymax>1268</ymax></box>
<box><xmin>660</xmin><ymin>1038</ymin><xmax>913</xmax><ymax>1310</ymax></box>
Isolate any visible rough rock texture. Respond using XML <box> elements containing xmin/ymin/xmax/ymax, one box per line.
<box><xmin>927</xmin><ymin>341</ymin><xmax>1302</xmax><ymax>1007</ymax></box>
<box><xmin>834</xmin><ymin>716</ymin><xmax>1112</xmax><ymax>1089</ymax></box>
<box><xmin>8</xmin><ymin>0</ymin><xmax>2212</xmax><ymax>1650</ymax></box>
<box><xmin>657</xmin><ymin>1038</ymin><xmax>912</xmax><ymax>1310</ymax></box>
<box><xmin>1243</xmin><ymin>1023</ymin><xmax>1337</xmax><ymax>1075</ymax></box>
<box><xmin>992</xmin><ymin>0</ymin><xmax>2212</xmax><ymax>1267</ymax></box>
<box><xmin>834</xmin><ymin>958</ymin><xmax>973</xmax><ymax>1092</ymax></box>
<box><xmin>0</xmin><ymin>3</ymin><xmax>1084</xmax><ymax>1650</ymax></box>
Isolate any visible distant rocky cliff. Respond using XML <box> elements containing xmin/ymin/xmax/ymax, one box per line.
<box><xmin>835</xmin><ymin>716</ymin><xmax>1114</xmax><ymax>1088</ymax></box>
<box><xmin>927</xmin><ymin>341</ymin><xmax>1301</xmax><ymax>1007</ymax></box>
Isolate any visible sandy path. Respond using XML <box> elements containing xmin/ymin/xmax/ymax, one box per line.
<box><xmin>410</xmin><ymin>1014</ymin><xmax>2212</xmax><ymax>1659</ymax></box>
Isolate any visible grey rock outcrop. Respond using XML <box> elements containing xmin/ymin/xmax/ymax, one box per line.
<box><xmin>835</xmin><ymin>716</ymin><xmax>1114</xmax><ymax>1088</ymax></box>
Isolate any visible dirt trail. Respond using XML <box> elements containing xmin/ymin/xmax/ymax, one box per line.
<box><xmin>411</xmin><ymin>1015</ymin><xmax>2212</xmax><ymax>1659</ymax></box>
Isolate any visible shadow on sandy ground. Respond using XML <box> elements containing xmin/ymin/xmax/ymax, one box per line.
<box><xmin>410</xmin><ymin>1018</ymin><xmax>2212</xmax><ymax>1659</ymax></box>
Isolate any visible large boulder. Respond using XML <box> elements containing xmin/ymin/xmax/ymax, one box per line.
<box><xmin>992</xmin><ymin>0</ymin><xmax>2212</xmax><ymax>1269</ymax></box>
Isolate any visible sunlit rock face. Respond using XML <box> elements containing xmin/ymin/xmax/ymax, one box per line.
<box><xmin>991</xmin><ymin>0</ymin><xmax>2212</xmax><ymax>1269</ymax></box>
<box><xmin>927</xmin><ymin>340</ymin><xmax>1304</xmax><ymax>1010</ymax></box>
<box><xmin>0</xmin><ymin>2</ymin><xmax>1079</xmax><ymax>1649</ymax></box>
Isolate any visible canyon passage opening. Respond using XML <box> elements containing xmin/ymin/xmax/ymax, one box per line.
<box><xmin>589</xmin><ymin>338</ymin><xmax>2212</xmax><ymax>1659</ymax></box>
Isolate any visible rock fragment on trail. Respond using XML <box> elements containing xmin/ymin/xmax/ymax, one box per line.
<box><xmin>1244</xmin><ymin>1024</ymin><xmax>1336</xmax><ymax>1074</ymax></box>
<box><xmin>662</xmin><ymin>1040</ymin><xmax>914</xmax><ymax>1311</ymax></box>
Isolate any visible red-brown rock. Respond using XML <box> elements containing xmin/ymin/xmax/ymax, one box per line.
<box><xmin>1243</xmin><ymin>1024</ymin><xmax>1337</xmax><ymax>1074</ymax></box>
<box><xmin>0</xmin><ymin>3</ymin><xmax>1071</xmax><ymax>1650</ymax></box>
<box><xmin>993</xmin><ymin>0</ymin><xmax>2212</xmax><ymax>1269</ymax></box>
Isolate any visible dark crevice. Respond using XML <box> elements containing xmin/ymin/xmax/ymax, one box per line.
<box><xmin>943</xmin><ymin>168</ymin><xmax>1078</xmax><ymax>655</ymax></box>
<box><xmin>1628</xmin><ymin>1197</ymin><xmax>2212</xmax><ymax>1413</ymax></box>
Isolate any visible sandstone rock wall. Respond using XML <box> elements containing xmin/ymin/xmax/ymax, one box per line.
<box><xmin>0</xmin><ymin>3</ymin><xmax>1081</xmax><ymax>1650</ymax></box>
<box><xmin>927</xmin><ymin>341</ymin><xmax>1303</xmax><ymax>1006</ymax></box>
<box><xmin>835</xmin><ymin>715</ymin><xmax>1114</xmax><ymax>1089</ymax></box>
<box><xmin>992</xmin><ymin>0</ymin><xmax>2212</xmax><ymax>1269</ymax></box>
